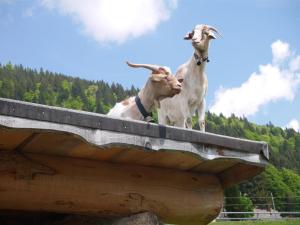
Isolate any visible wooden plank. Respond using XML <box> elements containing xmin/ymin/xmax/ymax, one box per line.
<box><xmin>0</xmin><ymin>129</ymin><xmax>33</xmax><ymax>151</ymax></box>
<box><xmin>108</xmin><ymin>147</ymin><xmax>155</xmax><ymax>164</ymax></box>
<box><xmin>135</xmin><ymin>150</ymin><xmax>202</xmax><ymax>170</ymax></box>
<box><xmin>219</xmin><ymin>163</ymin><xmax>264</xmax><ymax>188</ymax></box>
<box><xmin>0</xmin><ymin>98</ymin><xmax>268</xmax><ymax>156</ymax></box>
<box><xmin>19</xmin><ymin>131</ymin><xmax>127</xmax><ymax>161</ymax></box>
<box><xmin>191</xmin><ymin>159</ymin><xmax>238</xmax><ymax>174</ymax></box>
<box><xmin>0</xmin><ymin>211</ymin><xmax>164</xmax><ymax>225</ymax></box>
<box><xmin>21</xmin><ymin>131</ymin><xmax>201</xmax><ymax>169</ymax></box>
<box><xmin>0</xmin><ymin>151</ymin><xmax>223</xmax><ymax>225</ymax></box>
<box><xmin>0</xmin><ymin>125</ymin><xmax>267</xmax><ymax>183</ymax></box>
<box><xmin>23</xmin><ymin>132</ymin><xmax>83</xmax><ymax>156</ymax></box>
<box><xmin>69</xmin><ymin>145</ymin><xmax>125</xmax><ymax>161</ymax></box>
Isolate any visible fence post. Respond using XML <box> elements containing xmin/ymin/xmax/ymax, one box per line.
<box><xmin>270</xmin><ymin>192</ymin><xmax>276</xmax><ymax>217</ymax></box>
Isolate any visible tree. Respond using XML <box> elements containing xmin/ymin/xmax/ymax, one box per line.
<box><xmin>224</xmin><ymin>185</ymin><xmax>254</xmax><ymax>218</ymax></box>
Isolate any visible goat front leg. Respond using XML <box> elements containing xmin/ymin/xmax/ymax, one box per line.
<box><xmin>197</xmin><ymin>99</ymin><xmax>206</xmax><ymax>132</ymax></box>
<box><xmin>173</xmin><ymin>117</ymin><xmax>186</xmax><ymax>128</ymax></box>
<box><xmin>185</xmin><ymin>117</ymin><xmax>193</xmax><ymax>129</ymax></box>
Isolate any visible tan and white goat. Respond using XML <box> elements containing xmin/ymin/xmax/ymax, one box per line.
<box><xmin>158</xmin><ymin>24</ymin><xmax>221</xmax><ymax>131</ymax></box>
<box><xmin>107</xmin><ymin>62</ymin><xmax>183</xmax><ymax>122</ymax></box>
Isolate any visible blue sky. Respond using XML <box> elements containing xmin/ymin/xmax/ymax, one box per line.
<box><xmin>0</xmin><ymin>0</ymin><xmax>300</xmax><ymax>131</ymax></box>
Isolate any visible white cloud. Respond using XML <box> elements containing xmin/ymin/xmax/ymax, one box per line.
<box><xmin>210</xmin><ymin>40</ymin><xmax>300</xmax><ymax>117</ymax></box>
<box><xmin>40</xmin><ymin>0</ymin><xmax>177</xmax><ymax>44</ymax></box>
<box><xmin>271</xmin><ymin>40</ymin><xmax>290</xmax><ymax>64</ymax></box>
<box><xmin>286</xmin><ymin>119</ymin><xmax>299</xmax><ymax>132</ymax></box>
<box><xmin>290</xmin><ymin>55</ymin><xmax>300</xmax><ymax>72</ymax></box>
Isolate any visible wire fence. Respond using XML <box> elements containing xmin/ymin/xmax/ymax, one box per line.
<box><xmin>217</xmin><ymin>194</ymin><xmax>300</xmax><ymax>221</ymax></box>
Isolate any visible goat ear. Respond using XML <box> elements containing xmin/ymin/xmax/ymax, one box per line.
<box><xmin>152</xmin><ymin>67</ymin><xmax>167</xmax><ymax>75</ymax></box>
<box><xmin>184</xmin><ymin>30</ymin><xmax>194</xmax><ymax>40</ymax></box>
<box><xmin>158</xmin><ymin>67</ymin><xmax>168</xmax><ymax>74</ymax></box>
<box><xmin>151</xmin><ymin>73</ymin><xmax>166</xmax><ymax>82</ymax></box>
<box><xmin>208</xmin><ymin>30</ymin><xmax>217</xmax><ymax>39</ymax></box>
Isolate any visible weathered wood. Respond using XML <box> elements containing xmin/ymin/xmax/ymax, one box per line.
<box><xmin>0</xmin><ymin>150</ymin><xmax>55</xmax><ymax>179</ymax></box>
<box><xmin>0</xmin><ymin>128</ymin><xmax>33</xmax><ymax>150</ymax></box>
<box><xmin>111</xmin><ymin>212</ymin><xmax>163</xmax><ymax>225</ymax></box>
<box><xmin>46</xmin><ymin>212</ymin><xmax>163</xmax><ymax>225</ymax></box>
<box><xmin>0</xmin><ymin>115</ymin><xmax>268</xmax><ymax>180</ymax></box>
<box><xmin>219</xmin><ymin>163</ymin><xmax>264</xmax><ymax>188</ymax></box>
<box><xmin>0</xmin><ymin>150</ymin><xmax>223</xmax><ymax>225</ymax></box>
<box><xmin>0</xmin><ymin>98</ymin><xmax>269</xmax><ymax>224</ymax></box>
<box><xmin>0</xmin><ymin>97</ymin><xmax>269</xmax><ymax>156</ymax></box>
<box><xmin>0</xmin><ymin>211</ymin><xmax>163</xmax><ymax>225</ymax></box>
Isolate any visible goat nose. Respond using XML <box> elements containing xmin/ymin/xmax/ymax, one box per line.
<box><xmin>177</xmin><ymin>83</ymin><xmax>182</xmax><ymax>88</ymax></box>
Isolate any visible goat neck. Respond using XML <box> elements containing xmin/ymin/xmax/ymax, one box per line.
<box><xmin>193</xmin><ymin>48</ymin><xmax>209</xmax><ymax>68</ymax></box>
<box><xmin>137</xmin><ymin>80</ymin><xmax>157</xmax><ymax>113</ymax></box>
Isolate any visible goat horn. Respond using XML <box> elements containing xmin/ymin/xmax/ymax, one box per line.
<box><xmin>126</xmin><ymin>61</ymin><xmax>160</xmax><ymax>72</ymax></box>
<box><xmin>207</xmin><ymin>26</ymin><xmax>222</xmax><ymax>38</ymax></box>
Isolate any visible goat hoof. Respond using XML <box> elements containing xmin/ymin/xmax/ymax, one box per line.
<box><xmin>199</xmin><ymin>121</ymin><xmax>205</xmax><ymax>131</ymax></box>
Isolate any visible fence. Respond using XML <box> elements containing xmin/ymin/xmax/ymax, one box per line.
<box><xmin>217</xmin><ymin>195</ymin><xmax>300</xmax><ymax>221</ymax></box>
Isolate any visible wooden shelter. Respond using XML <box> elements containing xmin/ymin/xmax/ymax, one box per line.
<box><xmin>0</xmin><ymin>98</ymin><xmax>269</xmax><ymax>225</ymax></box>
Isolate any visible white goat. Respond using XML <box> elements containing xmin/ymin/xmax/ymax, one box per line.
<box><xmin>158</xmin><ymin>24</ymin><xmax>220</xmax><ymax>131</ymax></box>
<box><xmin>107</xmin><ymin>62</ymin><xmax>183</xmax><ymax>122</ymax></box>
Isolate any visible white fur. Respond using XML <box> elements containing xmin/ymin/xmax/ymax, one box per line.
<box><xmin>107</xmin><ymin>96</ymin><xmax>146</xmax><ymax>121</ymax></box>
<box><xmin>107</xmin><ymin>97</ymin><xmax>135</xmax><ymax>119</ymax></box>
<box><xmin>158</xmin><ymin>24</ymin><xmax>219</xmax><ymax>131</ymax></box>
<box><xmin>107</xmin><ymin>62</ymin><xmax>182</xmax><ymax>122</ymax></box>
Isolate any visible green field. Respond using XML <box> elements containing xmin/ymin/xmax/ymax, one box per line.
<box><xmin>210</xmin><ymin>220</ymin><xmax>300</xmax><ymax>225</ymax></box>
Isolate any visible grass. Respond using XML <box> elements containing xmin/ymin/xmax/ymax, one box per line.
<box><xmin>209</xmin><ymin>220</ymin><xmax>300</xmax><ymax>225</ymax></box>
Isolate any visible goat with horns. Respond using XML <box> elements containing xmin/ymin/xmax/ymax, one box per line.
<box><xmin>107</xmin><ymin>61</ymin><xmax>183</xmax><ymax>122</ymax></box>
<box><xmin>158</xmin><ymin>24</ymin><xmax>221</xmax><ymax>131</ymax></box>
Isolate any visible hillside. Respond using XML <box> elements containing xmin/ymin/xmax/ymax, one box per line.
<box><xmin>1</xmin><ymin>62</ymin><xmax>300</xmax><ymax>213</ymax></box>
<box><xmin>0</xmin><ymin>62</ymin><xmax>139</xmax><ymax>114</ymax></box>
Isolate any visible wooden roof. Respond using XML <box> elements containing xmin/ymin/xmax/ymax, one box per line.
<box><xmin>0</xmin><ymin>98</ymin><xmax>268</xmax><ymax>187</ymax></box>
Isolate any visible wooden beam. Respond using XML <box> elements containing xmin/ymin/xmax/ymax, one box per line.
<box><xmin>219</xmin><ymin>163</ymin><xmax>264</xmax><ymax>188</ymax></box>
<box><xmin>0</xmin><ymin>150</ymin><xmax>223</xmax><ymax>225</ymax></box>
<box><xmin>0</xmin><ymin>97</ymin><xmax>268</xmax><ymax>155</ymax></box>
<box><xmin>0</xmin><ymin>211</ymin><xmax>164</xmax><ymax>225</ymax></box>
